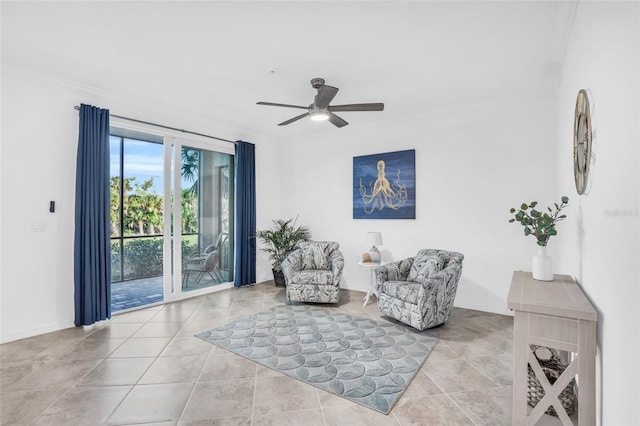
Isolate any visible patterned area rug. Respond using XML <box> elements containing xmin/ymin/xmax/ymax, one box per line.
<box><xmin>196</xmin><ymin>304</ymin><xmax>438</xmax><ymax>414</ymax></box>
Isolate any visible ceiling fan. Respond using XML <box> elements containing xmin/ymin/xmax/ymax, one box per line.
<box><xmin>257</xmin><ymin>78</ymin><xmax>384</xmax><ymax>128</ymax></box>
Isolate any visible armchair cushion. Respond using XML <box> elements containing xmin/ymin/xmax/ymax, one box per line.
<box><xmin>407</xmin><ymin>250</ymin><xmax>445</xmax><ymax>283</ymax></box>
<box><xmin>382</xmin><ymin>281</ymin><xmax>424</xmax><ymax>305</ymax></box>
<box><xmin>300</xmin><ymin>241</ymin><xmax>331</xmax><ymax>270</ymax></box>
<box><xmin>289</xmin><ymin>269</ymin><xmax>334</xmax><ymax>285</ymax></box>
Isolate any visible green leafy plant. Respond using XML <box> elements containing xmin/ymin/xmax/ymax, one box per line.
<box><xmin>110</xmin><ymin>238</ymin><xmax>198</xmax><ymax>282</ymax></box>
<box><xmin>256</xmin><ymin>218</ymin><xmax>312</xmax><ymax>271</ymax></box>
<box><xmin>509</xmin><ymin>196</ymin><xmax>569</xmax><ymax>246</ymax></box>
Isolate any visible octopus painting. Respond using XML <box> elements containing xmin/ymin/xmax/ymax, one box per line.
<box><xmin>353</xmin><ymin>149</ymin><xmax>415</xmax><ymax>219</ymax></box>
<box><xmin>359</xmin><ymin>160</ymin><xmax>408</xmax><ymax>213</ymax></box>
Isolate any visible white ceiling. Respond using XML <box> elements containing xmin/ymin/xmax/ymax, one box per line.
<box><xmin>2</xmin><ymin>1</ymin><xmax>577</xmax><ymax>143</ymax></box>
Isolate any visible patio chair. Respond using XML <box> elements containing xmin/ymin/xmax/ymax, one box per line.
<box><xmin>183</xmin><ymin>250</ymin><xmax>223</xmax><ymax>287</ymax></box>
<box><xmin>202</xmin><ymin>232</ymin><xmax>229</xmax><ymax>257</ymax></box>
<box><xmin>187</xmin><ymin>232</ymin><xmax>228</xmax><ymax>263</ymax></box>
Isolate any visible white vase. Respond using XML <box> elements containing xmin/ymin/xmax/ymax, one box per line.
<box><xmin>532</xmin><ymin>246</ymin><xmax>553</xmax><ymax>281</ymax></box>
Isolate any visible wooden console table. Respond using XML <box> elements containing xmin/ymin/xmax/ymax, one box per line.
<box><xmin>507</xmin><ymin>271</ymin><xmax>597</xmax><ymax>425</ymax></box>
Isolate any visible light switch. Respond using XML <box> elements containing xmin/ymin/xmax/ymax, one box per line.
<box><xmin>31</xmin><ymin>221</ymin><xmax>46</xmax><ymax>232</ymax></box>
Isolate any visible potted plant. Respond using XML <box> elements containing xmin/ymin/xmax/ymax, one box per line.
<box><xmin>256</xmin><ymin>218</ymin><xmax>312</xmax><ymax>286</ymax></box>
<box><xmin>508</xmin><ymin>196</ymin><xmax>569</xmax><ymax>281</ymax></box>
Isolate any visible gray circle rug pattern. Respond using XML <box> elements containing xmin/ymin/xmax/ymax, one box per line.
<box><xmin>196</xmin><ymin>304</ymin><xmax>438</xmax><ymax>414</ymax></box>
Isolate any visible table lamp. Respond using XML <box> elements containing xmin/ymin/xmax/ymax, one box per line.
<box><xmin>366</xmin><ymin>232</ymin><xmax>383</xmax><ymax>264</ymax></box>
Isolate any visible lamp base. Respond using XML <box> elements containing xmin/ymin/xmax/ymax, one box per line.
<box><xmin>368</xmin><ymin>246</ymin><xmax>381</xmax><ymax>264</ymax></box>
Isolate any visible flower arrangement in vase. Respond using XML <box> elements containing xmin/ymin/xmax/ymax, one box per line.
<box><xmin>509</xmin><ymin>196</ymin><xmax>569</xmax><ymax>281</ymax></box>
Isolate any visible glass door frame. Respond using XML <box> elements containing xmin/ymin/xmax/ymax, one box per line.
<box><xmin>163</xmin><ymin>136</ymin><xmax>235</xmax><ymax>302</ymax></box>
<box><xmin>110</xmin><ymin>117</ymin><xmax>235</xmax><ymax>306</ymax></box>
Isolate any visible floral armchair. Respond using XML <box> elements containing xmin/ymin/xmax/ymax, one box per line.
<box><xmin>281</xmin><ymin>241</ymin><xmax>344</xmax><ymax>304</ymax></box>
<box><xmin>375</xmin><ymin>249</ymin><xmax>464</xmax><ymax>330</ymax></box>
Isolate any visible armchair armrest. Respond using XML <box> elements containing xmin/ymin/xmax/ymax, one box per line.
<box><xmin>375</xmin><ymin>257</ymin><xmax>414</xmax><ymax>292</ymax></box>
<box><xmin>374</xmin><ymin>266</ymin><xmax>388</xmax><ymax>294</ymax></box>
<box><xmin>418</xmin><ymin>274</ymin><xmax>444</xmax><ymax>296</ymax></box>
<box><xmin>433</xmin><ymin>260</ymin><xmax>463</xmax><ymax>291</ymax></box>
<box><xmin>417</xmin><ymin>260</ymin><xmax>463</xmax><ymax>310</ymax></box>
<box><xmin>376</xmin><ymin>258</ymin><xmax>414</xmax><ymax>281</ymax></box>
<box><xmin>281</xmin><ymin>250</ymin><xmax>303</xmax><ymax>284</ymax></box>
<box><xmin>329</xmin><ymin>250</ymin><xmax>344</xmax><ymax>286</ymax></box>
<box><xmin>417</xmin><ymin>258</ymin><xmax>463</xmax><ymax>290</ymax></box>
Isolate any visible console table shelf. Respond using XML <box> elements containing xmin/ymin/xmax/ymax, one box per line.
<box><xmin>507</xmin><ymin>271</ymin><xmax>597</xmax><ymax>425</ymax></box>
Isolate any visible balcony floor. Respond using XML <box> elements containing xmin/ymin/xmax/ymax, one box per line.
<box><xmin>111</xmin><ymin>271</ymin><xmax>230</xmax><ymax>312</ymax></box>
<box><xmin>111</xmin><ymin>276</ymin><xmax>163</xmax><ymax>312</ymax></box>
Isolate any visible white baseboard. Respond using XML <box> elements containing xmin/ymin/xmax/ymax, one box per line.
<box><xmin>0</xmin><ymin>320</ymin><xmax>76</xmax><ymax>344</ymax></box>
<box><xmin>340</xmin><ymin>284</ymin><xmax>512</xmax><ymax>316</ymax></box>
<box><xmin>339</xmin><ymin>283</ymin><xmax>369</xmax><ymax>294</ymax></box>
<box><xmin>453</xmin><ymin>301</ymin><xmax>513</xmax><ymax>317</ymax></box>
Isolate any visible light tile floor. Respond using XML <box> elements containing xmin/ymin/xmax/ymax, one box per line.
<box><xmin>2</xmin><ymin>282</ymin><xmax>521</xmax><ymax>425</ymax></box>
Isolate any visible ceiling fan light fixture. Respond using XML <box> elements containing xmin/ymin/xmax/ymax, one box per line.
<box><xmin>309</xmin><ymin>111</ymin><xmax>329</xmax><ymax>121</ymax></box>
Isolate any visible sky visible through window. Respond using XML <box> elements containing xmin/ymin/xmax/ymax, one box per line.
<box><xmin>110</xmin><ymin>136</ymin><xmax>191</xmax><ymax>194</ymax></box>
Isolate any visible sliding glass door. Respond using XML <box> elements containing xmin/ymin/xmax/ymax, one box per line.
<box><xmin>110</xmin><ymin>133</ymin><xmax>165</xmax><ymax>311</ymax></box>
<box><xmin>178</xmin><ymin>144</ymin><xmax>234</xmax><ymax>292</ymax></box>
<box><xmin>110</xmin><ymin>129</ymin><xmax>233</xmax><ymax>312</ymax></box>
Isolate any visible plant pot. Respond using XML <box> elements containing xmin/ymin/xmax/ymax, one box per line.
<box><xmin>272</xmin><ymin>269</ymin><xmax>286</xmax><ymax>287</ymax></box>
<box><xmin>532</xmin><ymin>246</ymin><xmax>553</xmax><ymax>281</ymax></box>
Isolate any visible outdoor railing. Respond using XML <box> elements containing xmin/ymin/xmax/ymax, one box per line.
<box><xmin>110</xmin><ymin>234</ymin><xmax>199</xmax><ymax>282</ymax></box>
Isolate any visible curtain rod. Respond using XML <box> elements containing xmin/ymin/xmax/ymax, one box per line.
<box><xmin>73</xmin><ymin>105</ymin><xmax>235</xmax><ymax>144</ymax></box>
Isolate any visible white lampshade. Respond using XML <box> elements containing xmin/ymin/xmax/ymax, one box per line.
<box><xmin>366</xmin><ymin>232</ymin><xmax>383</xmax><ymax>248</ymax></box>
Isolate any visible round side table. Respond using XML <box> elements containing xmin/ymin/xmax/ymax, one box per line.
<box><xmin>358</xmin><ymin>261</ymin><xmax>385</xmax><ymax>307</ymax></box>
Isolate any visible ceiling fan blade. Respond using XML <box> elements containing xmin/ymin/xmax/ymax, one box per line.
<box><xmin>257</xmin><ymin>101</ymin><xmax>308</xmax><ymax>110</ymax></box>
<box><xmin>327</xmin><ymin>112</ymin><xmax>348</xmax><ymax>128</ymax></box>
<box><xmin>315</xmin><ymin>85</ymin><xmax>339</xmax><ymax>109</ymax></box>
<box><xmin>278</xmin><ymin>112</ymin><xmax>310</xmax><ymax>126</ymax></box>
<box><xmin>329</xmin><ymin>103</ymin><xmax>385</xmax><ymax>112</ymax></box>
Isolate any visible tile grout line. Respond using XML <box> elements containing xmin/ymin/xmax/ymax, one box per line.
<box><xmin>158</xmin><ymin>297</ymin><xmax>209</xmax><ymax>423</ymax></box>
<box><xmin>24</xmin><ymin>321</ymin><xmax>138</xmax><ymax>426</ymax></box>
<box><xmin>250</xmin><ymin>354</ymin><xmax>259</xmax><ymax>426</ymax></box>
<box><xmin>443</xmin><ymin>391</ymin><xmax>479</xmax><ymax>426</ymax></box>
<box><xmin>446</xmin><ymin>355</ymin><xmax>513</xmax><ymax>426</ymax></box>
<box><xmin>174</xmin><ymin>343</ymin><xmax>213</xmax><ymax>424</ymax></box>
<box><xmin>421</xmin><ymin>360</ymin><xmax>478</xmax><ymax>425</ymax></box>
<box><xmin>24</xmin><ymin>374</ymin><xmax>83</xmax><ymax>425</ymax></box>
<box><xmin>314</xmin><ymin>388</ymin><xmax>328</xmax><ymax>426</ymax></box>
<box><xmin>104</xmin><ymin>305</ymin><xmax>174</xmax><ymax>424</ymax></box>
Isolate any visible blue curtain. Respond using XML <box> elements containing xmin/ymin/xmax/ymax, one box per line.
<box><xmin>234</xmin><ymin>141</ymin><xmax>256</xmax><ymax>287</ymax></box>
<box><xmin>74</xmin><ymin>104</ymin><xmax>111</xmax><ymax>326</ymax></box>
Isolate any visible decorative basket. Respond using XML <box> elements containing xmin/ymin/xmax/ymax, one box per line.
<box><xmin>527</xmin><ymin>346</ymin><xmax>578</xmax><ymax>417</ymax></box>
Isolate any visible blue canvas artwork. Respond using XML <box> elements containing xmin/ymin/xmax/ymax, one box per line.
<box><xmin>353</xmin><ymin>149</ymin><xmax>416</xmax><ymax>219</ymax></box>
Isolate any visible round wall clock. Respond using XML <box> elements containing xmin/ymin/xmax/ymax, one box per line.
<box><xmin>573</xmin><ymin>89</ymin><xmax>592</xmax><ymax>195</ymax></box>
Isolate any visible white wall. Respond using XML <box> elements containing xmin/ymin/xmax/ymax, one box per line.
<box><xmin>0</xmin><ymin>71</ymin><xmax>560</xmax><ymax>340</ymax></box>
<box><xmin>278</xmin><ymin>96</ymin><xmax>557</xmax><ymax>315</ymax></box>
<box><xmin>0</xmin><ymin>69</ymin><xmax>282</xmax><ymax>342</ymax></box>
<box><xmin>555</xmin><ymin>2</ymin><xmax>639</xmax><ymax>424</ymax></box>
<box><xmin>1</xmin><ymin>70</ymin><xmax>80</xmax><ymax>342</ymax></box>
